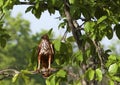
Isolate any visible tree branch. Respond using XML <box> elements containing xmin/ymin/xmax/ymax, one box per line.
<box><xmin>0</xmin><ymin>69</ymin><xmax>38</xmax><ymax>81</ymax></box>
<box><xmin>0</xmin><ymin>69</ymin><xmax>19</xmax><ymax>80</ymax></box>
<box><xmin>0</xmin><ymin>68</ymin><xmax>59</xmax><ymax>80</ymax></box>
<box><xmin>16</xmin><ymin>2</ymin><xmax>35</xmax><ymax>5</ymax></box>
<box><xmin>64</xmin><ymin>0</ymin><xmax>82</xmax><ymax>49</ymax></box>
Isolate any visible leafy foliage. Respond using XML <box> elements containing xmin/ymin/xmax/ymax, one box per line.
<box><xmin>0</xmin><ymin>0</ymin><xmax>120</xmax><ymax>85</ymax></box>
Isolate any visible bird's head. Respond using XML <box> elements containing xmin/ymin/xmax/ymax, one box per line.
<box><xmin>41</xmin><ymin>34</ymin><xmax>49</xmax><ymax>41</ymax></box>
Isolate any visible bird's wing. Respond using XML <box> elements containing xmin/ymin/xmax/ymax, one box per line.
<box><xmin>37</xmin><ymin>43</ymin><xmax>41</xmax><ymax>55</ymax></box>
<box><xmin>50</xmin><ymin>43</ymin><xmax>54</xmax><ymax>63</ymax></box>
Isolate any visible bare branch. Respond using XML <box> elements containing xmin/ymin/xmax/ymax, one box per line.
<box><xmin>61</xmin><ymin>30</ymin><xmax>68</xmax><ymax>41</ymax></box>
<box><xmin>0</xmin><ymin>68</ymin><xmax>59</xmax><ymax>80</ymax></box>
<box><xmin>0</xmin><ymin>69</ymin><xmax>19</xmax><ymax>80</ymax></box>
<box><xmin>0</xmin><ymin>69</ymin><xmax>20</xmax><ymax>74</ymax></box>
<box><xmin>92</xmin><ymin>40</ymin><xmax>104</xmax><ymax>67</ymax></box>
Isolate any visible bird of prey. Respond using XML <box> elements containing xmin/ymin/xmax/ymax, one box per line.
<box><xmin>37</xmin><ymin>34</ymin><xmax>54</xmax><ymax>77</ymax></box>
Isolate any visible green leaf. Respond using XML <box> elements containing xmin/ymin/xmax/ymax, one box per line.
<box><xmin>48</xmin><ymin>8</ymin><xmax>55</xmax><ymax>15</ymax></box>
<box><xmin>108</xmin><ymin>63</ymin><xmax>118</xmax><ymax>75</ymax></box>
<box><xmin>95</xmin><ymin>68</ymin><xmax>102</xmax><ymax>81</ymax></box>
<box><xmin>35</xmin><ymin>1</ymin><xmax>39</xmax><ymax>9</ymax></box>
<box><xmin>81</xmin><ymin>7</ymin><xmax>90</xmax><ymax>20</ymax></box>
<box><xmin>51</xmin><ymin>0</ymin><xmax>56</xmax><ymax>5</ymax></box>
<box><xmin>12</xmin><ymin>73</ymin><xmax>19</xmax><ymax>83</ymax></box>
<box><xmin>108</xmin><ymin>55</ymin><xmax>116</xmax><ymax>61</ymax></box>
<box><xmin>84</xmin><ymin>21</ymin><xmax>95</xmax><ymax>32</ymax></box>
<box><xmin>25</xmin><ymin>6</ymin><xmax>33</xmax><ymax>13</ymax></box>
<box><xmin>69</xmin><ymin>0</ymin><xmax>75</xmax><ymax>4</ymax></box>
<box><xmin>74</xmin><ymin>80</ymin><xmax>81</xmax><ymax>85</ymax></box>
<box><xmin>46</xmin><ymin>80</ymin><xmax>50</xmax><ymax>85</ymax></box>
<box><xmin>97</xmin><ymin>16</ymin><xmax>107</xmax><ymax>24</ymax></box>
<box><xmin>47</xmin><ymin>28</ymin><xmax>53</xmax><ymax>36</ymax></box>
<box><xmin>66</xmin><ymin>42</ymin><xmax>73</xmax><ymax>56</ymax></box>
<box><xmin>106</xmin><ymin>55</ymin><xmax>117</xmax><ymax>67</ymax></box>
<box><xmin>58</xmin><ymin>22</ymin><xmax>66</xmax><ymax>29</ymax></box>
<box><xmin>112</xmin><ymin>76</ymin><xmax>120</xmax><ymax>82</ymax></box>
<box><xmin>35</xmin><ymin>11</ymin><xmax>41</xmax><ymax>19</ymax></box>
<box><xmin>67</xmin><ymin>36</ymin><xmax>75</xmax><ymax>42</ymax></box>
<box><xmin>2</xmin><ymin>34</ymin><xmax>10</xmax><ymax>39</ymax></box>
<box><xmin>0</xmin><ymin>38</ymin><xmax>6</xmax><ymax>48</ymax></box>
<box><xmin>50</xmin><ymin>76</ymin><xmax>56</xmax><ymax>85</ymax></box>
<box><xmin>114</xmin><ymin>24</ymin><xmax>120</xmax><ymax>39</ymax></box>
<box><xmin>85</xmin><ymin>68</ymin><xmax>95</xmax><ymax>80</ymax></box>
<box><xmin>106</xmin><ymin>26</ymin><xmax>113</xmax><ymax>39</ymax></box>
<box><xmin>0</xmin><ymin>0</ymin><xmax>3</xmax><ymax>6</ymax></box>
<box><xmin>56</xmin><ymin>70</ymin><xmax>66</xmax><ymax>78</ymax></box>
<box><xmin>53</xmin><ymin>40</ymin><xmax>61</xmax><ymax>51</ymax></box>
<box><xmin>46</xmin><ymin>76</ymin><xmax>56</xmax><ymax>85</ymax></box>
<box><xmin>109</xmin><ymin>80</ymin><xmax>114</xmax><ymax>85</ymax></box>
<box><xmin>74</xmin><ymin>51</ymin><xmax>83</xmax><ymax>62</ymax></box>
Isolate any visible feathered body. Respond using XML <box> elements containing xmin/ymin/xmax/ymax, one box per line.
<box><xmin>37</xmin><ymin>34</ymin><xmax>54</xmax><ymax>77</ymax></box>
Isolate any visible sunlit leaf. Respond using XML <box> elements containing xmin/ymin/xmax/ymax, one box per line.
<box><xmin>75</xmin><ymin>80</ymin><xmax>81</xmax><ymax>85</ymax></box>
<box><xmin>0</xmin><ymin>0</ymin><xmax>3</xmax><ymax>6</ymax></box>
<box><xmin>50</xmin><ymin>76</ymin><xmax>56</xmax><ymax>85</ymax></box>
<box><xmin>56</xmin><ymin>70</ymin><xmax>66</xmax><ymax>78</ymax></box>
<box><xmin>46</xmin><ymin>76</ymin><xmax>56</xmax><ymax>85</ymax></box>
<box><xmin>69</xmin><ymin>0</ymin><xmax>75</xmax><ymax>4</ymax></box>
<box><xmin>97</xmin><ymin>16</ymin><xmax>107</xmax><ymax>24</ymax></box>
<box><xmin>74</xmin><ymin>51</ymin><xmax>83</xmax><ymax>62</ymax></box>
<box><xmin>84</xmin><ymin>21</ymin><xmax>95</xmax><ymax>32</ymax></box>
<box><xmin>53</xmin><ymin>40</ymin><xmax>61</xmax><ymax>51</ymax></box>
<box><xmin>106</xmin><ymin>55</ymin><xmax>117</xmax><ymax>67</ymax></box>
<box><xmin>12</xmin><ymin>73</ymin><xmax>19</xmax><ymax>83</ymax></box>
<box><xmin>85</xmin><ymin>68</ymin><xmax>95</xmax><ymax>80</ymax></box>
<box><xmin>109</xmin><ymin>80</ymin><xmax>114</xmax><ymax>85</ymax></box>
<box><xmin>108</xmin><ymin>55</ymin><xmax>116</xmax><ymax>61</ymax></box>
<box><xmin>108</xmin><ymin>63</ymin><xmax>118</xmax><ymax>75</ymax></box>
<box><xmin>46</xmin><ymin>79</ymin><xmax>50</xmax><ymax>85</ymax></box>
<box><xmin>95</xmin><ymin>68</ymin><xmax>102</xmax><ymax>81</ymax></box>
<box><xmin>112</xmin><ymin>76</ymin><xmax>120</xmax><ymax>82</ymax></box>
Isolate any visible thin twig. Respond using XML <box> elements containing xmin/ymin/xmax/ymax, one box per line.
<box><xmin>16</xmin><ymin>2</ymin><xmax>35</xmax><ymax>5</ymax></box>
<box><xmin>61</xmin><ymin>30</ymin><xmax>68</xmax><ymax>41</ymax></box>
<box><xmin>92</xmin><ymin>40</ymin><xmax>103</xmax><ymax>67</ymax></box>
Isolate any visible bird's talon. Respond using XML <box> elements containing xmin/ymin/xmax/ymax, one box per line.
<box><xmin>36</xmin><ymin>69</ymin><xmax>41</xmax><ymax>73</ymax></box>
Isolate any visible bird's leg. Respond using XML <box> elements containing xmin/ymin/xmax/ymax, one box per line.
<box><xmin>48</xmin><ymin>55</ymin><xmax>51</xmax><ymax>70</ymax></box>
<box><xmin>37</xmin><ymin>55</ymin><xmax>41</xmax><ymax>72</ymax></box>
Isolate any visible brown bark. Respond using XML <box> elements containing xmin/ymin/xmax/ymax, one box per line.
<box><xmin>63</xmin><ymin>0</ymin><xmax>82</xmax><ymax>50</ymax></box>
<box><xmin>63</xmin><ymin>1</ymin><xmax>88</xmax><ymax>85</ymax></box>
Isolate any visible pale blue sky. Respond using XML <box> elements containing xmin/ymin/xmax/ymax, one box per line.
<box><xmin>11</xmin><ymin>5</ymin><xmax>65</xmax><ymax>36</ymax></box>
